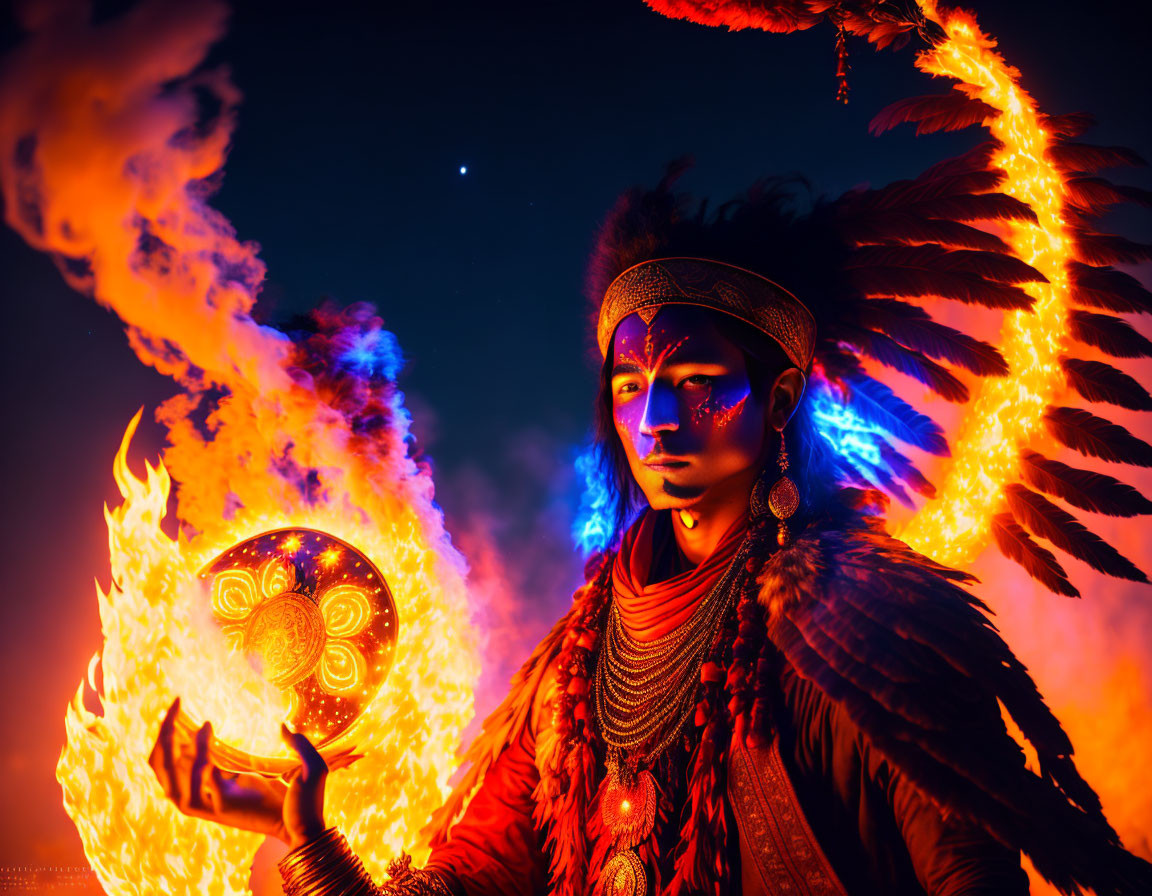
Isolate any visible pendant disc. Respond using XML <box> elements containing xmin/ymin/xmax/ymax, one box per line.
<box><xmin>601</xmin><ymin>768</ymin><xmax>657</xmax><ymax>849</ymax></box>
<box><xmin>597</xmin><ymin>849</ymin><xmax>647</xmax><ymax>896</ymax></box>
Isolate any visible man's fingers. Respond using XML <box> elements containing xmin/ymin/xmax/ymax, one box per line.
<box><xmin>189</xmin><ymin>721</ymin><xmax>212</xmax><ymax>811</ymax></box>
<box><xmin>280</xmin><ymin>723</ymin><xmax>327</xmax><ymax>782</ymax></box>
<box><xmin>203</xmin><ymin>762</ymin><xmax>228</xmax><ymax>812</ymax></box>
<box><xmin>156</xmin><ymin>697</ymin><xmax>182</xmax><ymax>806</ymax></box>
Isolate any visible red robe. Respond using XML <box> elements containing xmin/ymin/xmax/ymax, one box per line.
<box><xmin>423</xmin><ymin>509</ymin><xmax>1027</xmax><ymax>895</ymax></box>
<box><xmin>420</xmin><ymin>496</ymin><xmax>1146</xmax><ymax>895</ymax></box>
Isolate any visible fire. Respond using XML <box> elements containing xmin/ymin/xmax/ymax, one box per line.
<box><xmin>0</xmin><ymin>2</ymin><xmax>478</xmax><ymax>892</ymax></box>
<box><xmin>897</xmin><ymin>2</ymin><xmax>1075</xmax><ymax>564</ymax></box>
<box><xmin>57</xmin><ymin>407</ymin><xmax>476</xmax><ymax>892</ymax></box>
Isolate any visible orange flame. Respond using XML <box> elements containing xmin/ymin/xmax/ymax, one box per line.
<box><xmin>897</xmin><ymin>3</ymin><xmax>1152</xmax><ymax>886</ymax></box>
<box><xmin>898</xmin><ymin>3</ymin><xmax>1074</xmax><ymax>563</ymax></box>
<box><xmin>0</xmin><ymin>2</ymin><xmax>478</xmax><ymax>891</ymax></box>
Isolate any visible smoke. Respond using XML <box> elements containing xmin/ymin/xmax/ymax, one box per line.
<box><xmin>0</xmin><ymin>0</ymin><xmax>479</xmax><ymax>890</ymax></box>
<box><xmin>421</xmin><ymin>423</ymin><xmax>586</xmax><ymax>734</ymax></box>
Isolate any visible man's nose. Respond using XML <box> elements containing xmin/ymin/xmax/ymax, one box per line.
<box><xmin>639</xmin><ymin>381</ymin><xmax>679</xmax><ymax>436</ymax></box>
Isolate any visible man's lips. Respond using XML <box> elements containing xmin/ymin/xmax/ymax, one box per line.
<box><xmin>642</xmin><ymin>455</ymin><xmax>690</xmax><ymax>472</ymax></box>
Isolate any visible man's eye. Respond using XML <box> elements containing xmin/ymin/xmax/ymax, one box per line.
<box><xmin>681</xmin><ymin>374</ymin><xmax>713</xmax><ymax>388</ymax></box>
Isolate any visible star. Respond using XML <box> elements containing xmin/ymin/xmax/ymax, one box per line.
<box><xmin>459</xmin><ymin>165</ymin><xmax>467</xmax><ymax>175</ymax></box>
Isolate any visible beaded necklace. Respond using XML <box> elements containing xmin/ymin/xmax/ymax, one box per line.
<box><xmin>592</xmin><ymin>536</ymin><xmax>751</xmax><ymax>896</ymax></box>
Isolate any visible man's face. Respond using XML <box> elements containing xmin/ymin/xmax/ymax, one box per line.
<box><xmin>610</xmin><ymin>306</ymin><xmax>767</xmax><ymax>511</ymax></box>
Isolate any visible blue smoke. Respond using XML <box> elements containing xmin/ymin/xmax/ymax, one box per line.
<box><xmin>338</xmin><ymin>328</ymin><xmax>403</xmax><ymax>381</ymax></box>
<box><xmin>572</xmin><ymin>445</ymin><xmax>614</xmax><ymax>557</ymax></box>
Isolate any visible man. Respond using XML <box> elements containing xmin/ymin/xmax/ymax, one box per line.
<box><xmin>151</xmin><ymin>166</ymin><xmax>1152</xmax><ymax>895</ymax></box>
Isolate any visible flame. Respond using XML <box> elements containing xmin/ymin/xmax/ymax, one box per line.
<box><xmin>894</xmin><ymin>6</ymin><xmax>1152</xmax><ymax>885</ymax></box>
<box><xmin>0</xmin><ymin>2</ymin><xmax>477</xmax><ymax>892</ymax></box>
<box><xmin>897</xmin><ymin>3</ymin><xmax>1073</xmax><ymax>563</ymax></box>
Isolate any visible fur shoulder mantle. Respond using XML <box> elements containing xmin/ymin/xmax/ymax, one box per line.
<box><xmin>754</xmin><ymin>499</ymin><xmax>1150</xmax><ymax>895</ymax></box>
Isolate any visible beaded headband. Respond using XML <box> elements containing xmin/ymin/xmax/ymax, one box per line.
<box><xmin>596</xmin><ymin>257</ymin><xmax>817</xmax><ymax>369</ymax></box>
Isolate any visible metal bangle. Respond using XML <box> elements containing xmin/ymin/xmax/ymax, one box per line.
<box><xmin>278</xmin><ymin>829</ymin><xmax>457</xmax><ymax>896</ymax></box>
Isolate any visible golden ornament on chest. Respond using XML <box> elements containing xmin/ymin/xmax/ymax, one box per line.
<box><xmin>597</xmin><ymin>752</ymin><xmax>657</xmax><ymax>896</ymax></box>
<box><xmin>598</xmin><ymin>849</ymin><xmax>647</xmax><ymax>896</ymax></box>
<box><xmin>602</xmin><ymin>766</ymin><xmax>657</xmax><ymax>849</ymax></box>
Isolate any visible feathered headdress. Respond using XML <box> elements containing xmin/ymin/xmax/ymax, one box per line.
<box><xmin>581</xmin><ymin>0</ymin><xmax>1151</xmax><ymax>600</ymax></box>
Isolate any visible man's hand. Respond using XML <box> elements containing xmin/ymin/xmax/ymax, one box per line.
<box><xmin>147</xmin><ymin>696</ymin><xmax>334</xmax><ymax>849</ymax></box>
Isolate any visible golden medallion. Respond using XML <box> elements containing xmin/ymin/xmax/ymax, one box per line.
<box><xmin>601</xmin><ymin>766</ymin><xmax>657</xmax><ymax>850</ymax></box>
<box><xmin>243</xmin><ymin>590</ymin><xmax>327</xmax><ymax>687</ymax></box>
<box><xmin>597</xmin><ymin>849</ymin><xmax>647</xmax><ymax>896</ymax></box>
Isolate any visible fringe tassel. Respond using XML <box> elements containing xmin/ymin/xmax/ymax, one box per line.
<box><xmin>534</xmin><ymin>556</ymin><xmax>612</xmax><ymax>896</ymax></box>
<box><xmin>727</xmin><ymin>557</ymin><xmax>765</xmax><ymax>749</ymax></box>
<box><xmin>666</xmin><ymin>580</ymin><xmax>743</xmax><ymax>896</ymax></box>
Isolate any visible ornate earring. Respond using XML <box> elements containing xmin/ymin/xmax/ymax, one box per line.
<box><xmin>767</xmin><ymin>428</ymin><xmax>799</xmax><ymax>546</ymax></box>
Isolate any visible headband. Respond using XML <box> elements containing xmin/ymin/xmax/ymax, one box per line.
<box><xmin>597</xmin><ymin>257</ymin><xmax>816</xmax><ymax>369</ymax></box>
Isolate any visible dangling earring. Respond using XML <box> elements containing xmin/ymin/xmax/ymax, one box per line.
<box><xmin>767</xmin><ymin>427</ymin><xmax>799</xmax><ymax>546</ymax></box>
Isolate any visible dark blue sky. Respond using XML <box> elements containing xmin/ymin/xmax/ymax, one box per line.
<box><xmin>0</xmin><ymin>0</ymin><xmax>1149</xmax><ymax>869</ymax></box>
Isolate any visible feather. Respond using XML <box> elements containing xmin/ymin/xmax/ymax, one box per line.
<box><xmin>1074</xmin><ymin>231</ymin><xmax>1152</xmax><ymax>266</ymax></box>
<box><xmin>850</xmin><ymin>245</ymin><xmax>1045</xmax><ymax>283</ymax></box>
<box><xmin>1048</xmin><ymin>141</ymin><xmax>1147</xmax><ymax>173</ymax></box>
<box><xmin>849</xmin><ymin>266</ymin><xmax>1035</xmax><ymax>310</ymax></box>
<box><xmin>908</xmin><ymin>192</ymin><xmax>1038</xmax><ymax>224</ymax></box>
<box><xmin>1068</xmin><ymin>262</ymin><xmax>1152</xmax><ymax>314</ymax></box>
<box><xmin>990</xmin><ymin>512</ymin><xmax>1080</xmax><ymax>597</ymax></box>
<box><xmin>1018</xmin><ymin>450</ymin><xmax>1152</xmax><ymax>517</ymax></box>
<box><xmin>1068</xmin><ymin>310</ymin><xmax>1152</xmax><ymax>358</ymax></box>
<box><xmin>1061</xmin><ymin>357</ymin><xmax>1152</xmax><ymax>410</ymax></box>
<box><xmin>840</xmin><ymin>213</ymin><xmax>1012</xmax><ymax>252</ymax></box>
<box><xmin>1045</xmin><ymin>406</ymin><xmax>1152</xmax><ymax>466</ymax></box>
<box><xmin>838</xmin><ymin>172</ymin><xmax>1015</xmax><ymax>215</ymax></box>
<box><xmin>759</xmin><ymin>513</ymin><xmax>1152</xmax><ymax>894</ymax></box>
<box><xmin>916</xmin><ymin>141</ymin><xmax>1001</xmax><ymax>181</ymax></box>
<box><xmin>879</xmin><ymin>441</ymin><xmax>936</xmax><ymax>498</ymax></box>
<box><xmin>846</xmin><ymin>375</ymin><xmax>949</xmax><ymax>456</ymax></box>
<box><xmin>861</xmin><ymin>461</ymin><xmax>914</xmax><ymax>508</ymax></box>
<box><xmin>843</xmin><ymin>327</ymin><xmax>969</xmax><ymax>402</ymax></box>
<box><xmin>869</xmin><ymin>92</ymin><xmax>999</xmax><ymax>136</ymax></box>
<box><xmin>857</xmin><ymin>18</ymin><xmax>915</xmax><ymax>51</ymax></box>
<box><xmin>1004</xmin><ymin>483</ymin><xmax>1148</xmax><ymax>583</ymax></box>
<box><xmin>640</xmin><ymin>0</ymin><xmax>821</xmax><ymax>33</ymax></box>
<box><xmin>1065</xmin><ymin>177</ymin><xmax>1152</xmax><ymax>214</ymax></box>
<box><xmin>1040</xmin><ymin>113</ymin><xmax>1096</xmax><ymax>139</ymax></box>
<box><xmin>857</xmin><ymin>298</ymin><xmax>1009</xmax><ymax>375</ymax></box>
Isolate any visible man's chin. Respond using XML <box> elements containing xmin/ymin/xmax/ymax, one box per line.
<box><xmin>637</xmin><ymin>477</ymin><xmax>708</xmax><ymax>506</ymax></box>
<box><xmin>662</xmin><ymin>479</ymin><xmax>707</xmax><ymax>500</ymax></box>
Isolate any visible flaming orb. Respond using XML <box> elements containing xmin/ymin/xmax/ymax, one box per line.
<box><xmin>192</xmin><ymin>527</ymin><xmax>398</xmax><ymax>774</ymax></box>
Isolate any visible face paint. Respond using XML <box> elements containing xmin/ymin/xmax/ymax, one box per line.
<box><xmin>610</xmin><ymin>306</ymin><xmax>767</xmax><ymax>513</ymax></box>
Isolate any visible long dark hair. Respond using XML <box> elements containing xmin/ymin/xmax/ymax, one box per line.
<box><xmin>591</xmin><ymin>307</ymin><xmax>838</xmax><ymax>544</ymax></box>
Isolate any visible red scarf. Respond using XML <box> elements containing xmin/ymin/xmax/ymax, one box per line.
<box><xmin>612</xmin><ymin>510</ymin><xmax>748</xmax><ymax>641</ymax></box>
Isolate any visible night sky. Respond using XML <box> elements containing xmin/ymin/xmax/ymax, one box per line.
<box><xmin>1</xmin><ymin>0</ymin><xmax>1149</xmax><ymax>878</ymax></box>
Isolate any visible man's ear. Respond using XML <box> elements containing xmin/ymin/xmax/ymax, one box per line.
<box><xmin>767</xmin><ymin>367</ymin><xmax>806</xmax><ymax>432</ymax></box>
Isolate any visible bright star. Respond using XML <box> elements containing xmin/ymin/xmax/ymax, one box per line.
<box><xmin>459</xmin><ymin>165</ymin><xmax>467</xmax><ymax>175</ymax></box>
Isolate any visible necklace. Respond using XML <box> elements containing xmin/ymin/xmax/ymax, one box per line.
<box><xmin>592</xmin><ymin>538</ymin><xmax>749</xmax><ymax>896</ymax></box>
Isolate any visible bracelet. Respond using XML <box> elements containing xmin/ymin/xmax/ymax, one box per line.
<box><xmin>278</xmin><ymin>828</ymin><xmax>456</xmax><ymax>896</ymax></box>
<box><xmin>278</xmin><ymin>827</ymin><xmax>377</xmax><ymax>896</ymax></box>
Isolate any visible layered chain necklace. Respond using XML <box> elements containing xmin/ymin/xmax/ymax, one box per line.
<box><xmin>592</xmin><ymin>539</ymin><xmax>749</xmax><ymax>896</ymax></box>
